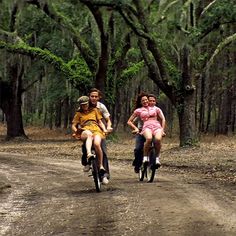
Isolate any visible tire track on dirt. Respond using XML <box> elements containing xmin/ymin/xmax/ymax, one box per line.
<box><xmin>0</xmin><ymin>153</ymin><xmax>235</xmax><ymax>236</ymax></box>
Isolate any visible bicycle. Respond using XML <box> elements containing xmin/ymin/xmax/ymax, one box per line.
<box><xmin>132</xmin><ymin>130</ymin><xmax>159</xmax><ymax>183</ymax></box>
<box><xmin>139</xmin><ymin>143</ymin><xmax>157</xmax><ymax>183</ymax></box>
<box><xmin>87</xmin><ymin>150</ymin><xmax>101</xmax><ymax>192</ymax></box>
<box><xmin>73</xmin><ymin>133</ymin><xmax>109</xmax><ymax>192</ymax></box>
<box><xmin>81</xmin><ymin>140</ymin><xmax>110</xmax><ymax>179</ymax></box>
<box><xmin>87</xmin><ymin>148</ymin><xmax>109</xmax><ymax>192</ymax></box>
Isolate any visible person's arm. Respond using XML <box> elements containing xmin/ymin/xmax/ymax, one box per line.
<box><xmin>159</xmin><ymin>110</ymin><xmax>166</xmax><ymax>129</ymax></box>
<box><xmin>72</xmin><ymin>113</ymin><xmax>79</xmax><ymax>133</ymax></box>
<box><xmin>99</xmin><ymin>103</ymin><xmax>113</xmax><ymax>132</ymax></box>
<box><xmin>127</xmin><ymin>113</ymin><xmax>139</xmax><ymax>133</ymax></box>
<box><xmin>105</xmin><ymin>117</ymin><xmax>113</xmax><ymax>132</ymax></box>
<box><xmin>157</xmin><ymin>108</ymin><xmax>166</xmax><ymax>136</ymax></box>
<box><xmin>95</xmin><ymin>108</ymin><xmax>108</xmax><ymax>134</ymax></box>
<box><xmin>71</xmin><ymin>113</ymin><xmax>83</xmax><ymax>138</ymax></box>
<box><xmin>71</xmin><ymin>123</ymin><xmax>77</xmax><ymax>133</ymax></box>
<box><xmin>98</xmin><ymin>119</ymin><xmax>108</xmax><ymax>134</ymax></box>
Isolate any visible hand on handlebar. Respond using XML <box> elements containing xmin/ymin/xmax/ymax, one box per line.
<box><xmin>103</xmin><ymin>129</ymin><xmax>108</xmax><ymax>135</ymax></box>
<box><xmin>72</xmin><ymin>132</ymin><xmax>81</xmax><ymax>139</ymax></box>
<box><xmin>132</xmin><ymin>128</ymin><xmax>140</xmax><ymax>135</ymax></box>
<box><xmin>72</xmin><ymin>128</ymin><xmax>83</xmax><ymax>139</ymax></box>
<box><xmin>107</xmin><ymin>127</ymin><xmax>113</xmax><ymax>133</ymax></box>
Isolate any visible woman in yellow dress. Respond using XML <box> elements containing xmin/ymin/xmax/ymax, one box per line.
<box><xmin>72</xmin><ymin>96</ymin><xmax>108</xmax><ymax>173</ymax></box>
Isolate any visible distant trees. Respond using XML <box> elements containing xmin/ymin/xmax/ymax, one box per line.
<box><xmin>0</xmin><ymin>0</ymin><xmax>235</xmax><ymax>144</ymax></box>
<box><xmin>91</xmin><ymin>0</ymin><xmax>236</xmax><ymax>144</ymax></box>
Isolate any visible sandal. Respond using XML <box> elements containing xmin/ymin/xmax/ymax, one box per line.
<box><xmin>87</xmin><ymin>153</ymin><xmax>95</xmax><ymax>160</ymax></box>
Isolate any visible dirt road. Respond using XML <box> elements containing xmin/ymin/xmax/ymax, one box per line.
<box><xmin>0</xmin><ymin>152</ymin><xmax>235</xmax><ymax>236</ymax></box>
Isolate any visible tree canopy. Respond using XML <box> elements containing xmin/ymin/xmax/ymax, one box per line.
<box><xmin>0</xmin><ymin>0</ymin><xmax>236</xmax><ymax>144</ymax></box>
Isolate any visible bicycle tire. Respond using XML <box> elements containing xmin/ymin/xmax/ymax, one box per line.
<box><xmin>146</xmin><ymin>165</ymin><xmax>156</xmax><ymax>183</ymax></box>
<box><xmin>139</xmin><ymin>162</ymin><xmax>147</xmax><ymax>181</ymax></box>
<box><xmin>91</xmin><ymin>158</ymin><xmax>101</xmax><ymax>192</ymax></box>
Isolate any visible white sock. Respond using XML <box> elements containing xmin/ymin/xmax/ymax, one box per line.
<box><xmin>143</xmin><ymin>156</ymin><xmax>149</xmax><ymax>162</ymax></box>
<box><xmin>156</xmin><ymin>157</ymin><xmax>161</xmax><ymax>164</ymax></box>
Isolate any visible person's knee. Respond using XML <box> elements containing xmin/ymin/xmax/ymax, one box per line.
<box><xmin>87</xmin><ymin>133</ymin><xmax>93</xmax><ymax>139</ymax></box>
<box><xmin>154</xmin><ymin>137</ymin><xmax>162</xmax><ymax>144</ymax></box>
<box><xmin>145</xmin><ymin>137</ymin><xmax>152</xmax><ymax>144</ymax></box>
<box><xmin>93</xmin><ymin>142</ymin><xmax>102</xmax><ymax>150</ymax></box>
<box><xmin>154</xmin><ymin>130</ymin><xmax>163</xmax><ymax>140</ymax></box>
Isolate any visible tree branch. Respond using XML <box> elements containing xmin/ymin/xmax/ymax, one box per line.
<box><xmin>0</xmin><ymin>40</ymin><xmax>92</xmax><ymax>91</ymax></box>
<box><xmin>25</xmin><ymin>0</ymin><xmax>97</xmax><ymax>72</ymax></box>
<box><xmin>204</xmin><ymin>33</ymin><xmax>236</xmax><ymax>72</ymax></box>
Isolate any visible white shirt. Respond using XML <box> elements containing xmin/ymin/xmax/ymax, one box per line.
<box><xmin>97</xmin><ymin>102</ymin><xmax>110</xmax><ymax>119</ymax></box>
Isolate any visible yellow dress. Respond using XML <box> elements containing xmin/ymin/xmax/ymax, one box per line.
<box><xmin>72</xmin><ymin>108</ymin><xmax>105</xmax><ymax>139</ymax></box>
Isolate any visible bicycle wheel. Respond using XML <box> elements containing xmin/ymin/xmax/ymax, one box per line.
<box><xmin>147</xmin><ymin>147</ymin><xmax>156</xmax><ymax>182</ymax></box>
<box><xmin>91</xmin><ymin>158</ymin><xmax>101</xmax><ymax>192</ymax></box>
<box><xmin>139</xmin><ymin>162</ymin><xmax>147</xmax><ymax>181</ymax></box>
<box><xmin>146</xmin><ymin>164</ymin><xmax>156</xmax><ymax>183</ymax></box>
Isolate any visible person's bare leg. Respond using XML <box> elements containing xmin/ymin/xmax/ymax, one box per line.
<box><xmin>93</xmin><ymin>135</ymin><xmax>109</xmax><ymax>184</ymax></box>
<box><xmin>154</xmin><ymin>129</ymin><xmax>163</xmax><ymax>166</ymax></box>
<box><xmin>81</xmin><ymin>130</ymin><xmax>93</xmax><ymax>157</ymax></box>
<box><xmin>93</xmin><ymin>135</ymin><xmax>104</xmax><ymax>169</ymax></box>
<box><xmin>142</xmin><ymin>130</ymin><xmax>152</xmax><ymax>162</ymax></box>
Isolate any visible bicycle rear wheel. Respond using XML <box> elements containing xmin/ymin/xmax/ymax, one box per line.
<box><xmin>91</xmin><ymin>158</ymin><xmax>101</xmax><ymax>192</ymax></box>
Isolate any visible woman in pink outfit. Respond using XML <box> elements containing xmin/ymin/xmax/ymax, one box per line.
<box><xmin>127</xmin><ymin>92</ymin><xmax>166</xmax><ymax>167</ymax></box>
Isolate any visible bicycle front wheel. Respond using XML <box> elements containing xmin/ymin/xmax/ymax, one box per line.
<box><xmin>139</xmin><ymin>163</ymin><xmax>147</xmax><ymax>181</ymax></box>
<box><xmin>146</xmin><ymin>165</ymin><xmax>156</xmax><ymax>183</ymax></box>
<box><xmin>91</xmin><ymin>159</ymin><xmax>101</xmax><ymax>192</ymax></box>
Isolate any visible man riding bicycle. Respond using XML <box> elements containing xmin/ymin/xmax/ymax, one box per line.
<box><xmin>81</xmin><ymin>88</ymin><xmax>113</xmax><ymax>180</ymax></box>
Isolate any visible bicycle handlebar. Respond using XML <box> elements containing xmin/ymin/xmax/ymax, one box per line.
<box><xmin>131</xmin><ymin>129</ymin><xmax>166</xmax><ymax>137</ymax></box>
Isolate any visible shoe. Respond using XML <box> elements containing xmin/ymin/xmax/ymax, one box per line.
<box><xmin>102</xmin><ymin>176</ymin><xmax>109</xmax><ymax>185</ymax></box>
<box><xmin>155</xmin><ymin>157</ymin><xmax>161</xmax><ymax>168</ymax></box>
<box><xmin>83</xmin><ymin>164</ymin><xmax>91</xmax><ymax>172</ymax></box>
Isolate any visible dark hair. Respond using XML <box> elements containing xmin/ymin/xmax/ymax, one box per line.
<box><xmin>134</xmin><ymin>92</ymin><xmax>148</xmax><ymax>110</ymax></box>
<box><xmin>89</xmin><ymin>88</ymin><xmax>102</xmax><ymax>98</ymax></box>
<box><xmin>148</xmin><ymin>94</ymin><xmax>157</xmax><ymax>100</ymax></box>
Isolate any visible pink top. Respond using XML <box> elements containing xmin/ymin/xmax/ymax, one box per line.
<box><xmin>134</xmin><ymin>106</ymin><xmax>163</xmax><ymax>134</ymax></box>
<box><xmin>134</xmin><ymin>106</ymin><xmax>162</xmax><ymax>121</ymax></box>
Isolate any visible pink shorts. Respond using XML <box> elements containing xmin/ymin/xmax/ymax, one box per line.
<box><xmin>141</xmin><ymin>120</ymin><xmax>162</xmax><ymax>135</ymax></box>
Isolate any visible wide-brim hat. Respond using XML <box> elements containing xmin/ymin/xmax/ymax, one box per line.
<box><xmin>77</xmin><ymin>96</ymin><xmax>89</xmax><ymax>105</ymax></box>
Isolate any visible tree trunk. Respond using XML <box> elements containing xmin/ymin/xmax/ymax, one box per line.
<box><xmin>205</xmin><ymin>97</ymin><xmax>212</xmax><ymax>133</ymax></box>
<box><xmin>178</xmin><ymin>94</ymin><xmax>196</xmax><ymax>146</ymax></box>
<box><xmin>3</xmin><ymin>61</ymin><xmax>27</xmax><ymax>139</ymax></box>
<box><xmin>63</xmin><ymin>96</ymin><xmax>69</xmax><ymax>129</ymax></box>
<box><xmin>178</xmin><ymin>46</ymin><xmax>197</xmax><ymax>146</ymax></box>
<box><xmin>55</xmin><ymin>100</ymin><xmax>62</xmax><ymax>128</ymax></box>
<box><xmin>95</xmin><ymin>34</ymin><xmax>109</xmax><ymax>94</ymax></box>
<box><xmin>199</xmin><ymin>74</ymin><xmax>205</xmax><ymax>132</ymax></box>
<box><xmin>49</xmin><ymin>103</ymin><xmax>54</xmax><ymax>130</ymax></box>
